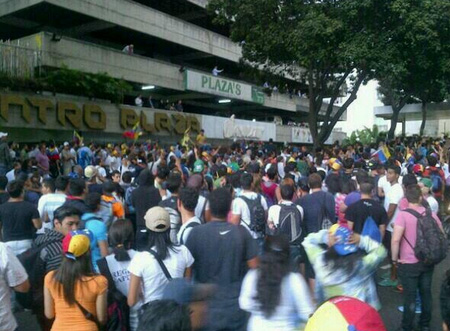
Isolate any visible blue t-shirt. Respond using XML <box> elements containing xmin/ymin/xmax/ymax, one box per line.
<box><xmin>83</xmin><ymin>213</ymin><xmax>107</xmax><ymax>272</ymax></box>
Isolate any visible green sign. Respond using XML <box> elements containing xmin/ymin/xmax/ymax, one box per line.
<box><xmin>185</xmin><ymin>70</ymin><xmax>264</xmax><ymax>104</ymax></box>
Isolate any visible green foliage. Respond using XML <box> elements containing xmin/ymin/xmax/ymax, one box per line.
<box><xmin>0</xmin><ymin>66</ymin><xmax>132</xmax><ymax>103</ymax></box>
<box><xmin>343</xmin><ymin>125</ymin><xmax>385</xmax><ymax>146</ymax></box>
<box><xmin>41</xmin><ymin>67</ymin><xmax>132</xmax><ymax>103</ymax></box>
<box><xmin>208</xmin><ymin>0</ymin><xmax>392</xmax><ymax>147</ymax></box>
<box><xmin>376</xmin><ymin>0</ymin><xmax>450</xmax><ymax>137</ymax></box>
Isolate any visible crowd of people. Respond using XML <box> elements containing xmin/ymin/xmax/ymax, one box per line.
<box><xmin>0</xmin><ymin>131</ymin><xmax>449</xmax><ymax>331</ymax></box>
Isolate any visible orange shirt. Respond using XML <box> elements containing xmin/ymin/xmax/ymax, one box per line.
<box><xmin>44</xmin><ymin>271</ymin><xmax>107</xmax><ymax>331</ymax></box>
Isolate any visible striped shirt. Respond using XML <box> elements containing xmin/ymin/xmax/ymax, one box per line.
<box><xmin>34</xmin><ymin>229</ymin><xmax>64</xmax><ymax>273</ymax></box>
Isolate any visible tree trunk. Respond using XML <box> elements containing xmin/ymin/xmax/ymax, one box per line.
<box><xmin>419</xmin><ymin>101</ymin><xmax>427</xmax><ymax>136</ymax></box>
<box><xmin>388</xmin><ymin>107</ymin><xmax>400</xmax><ymax>139</ymax></box>
<box><xmin>307</xmin><ymin>67</ymin><xmax>319</xmax><ymax>150</ymax></box>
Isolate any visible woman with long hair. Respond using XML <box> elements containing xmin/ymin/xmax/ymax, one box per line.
<box><xmin>44</xmin><ymin>230</ymin><xmax>107</xmax><ymax>330</ymax></box>
<box><xmin>127</xmin><ymin>207</ymin><xmax>194</xmax><ymax>308</ymax></box>
<box><xmin>239</xmin><ymin>235</ymin><xmax>314</xmax><ymax>330</ymax></box>
<box><xmin>98</xmin><ymin>219</ymin><xmax>138</xmax><ymax>330</ymax></box>
<box><xmin>302</xmin><ymin>224</ymin><xmax>387</xmax><ymax>310</ymax></box>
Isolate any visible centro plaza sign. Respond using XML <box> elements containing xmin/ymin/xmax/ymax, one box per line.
<box><xmin>0</xmin><ymin>93</ymin><xmax>201</xmax><ymax>135</ymax></box>
<box><xmin>184</xmin><ymin>69</ymin><xmax>265</xmax><ymax>104</ymax></box>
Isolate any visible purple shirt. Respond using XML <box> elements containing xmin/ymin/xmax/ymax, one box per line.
<box><xmin>36</xmin><ymin>151</ymin><xmax>49</xmax><ymax>172</ymax></box>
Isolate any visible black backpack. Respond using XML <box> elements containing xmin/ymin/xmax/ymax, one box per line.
<box><xmin>16</xmin><ymin>240</ymin><xmax>60</xmax><ymax>311</ymax></box>
<box><xmin>275</xmin><ymin>204</ymin><xmax>304</xmax><ymax>245</ymax></box>
<box><xmin>97</xmin><ymin>258</ymin><xmax>130</xmax><ymax>331</ymax></box>
<box><xmin>240</xmin><ymin>194</ymin><xmax>266</xmax><ymax>234</ymax></box>
<box><xmin>404</xmin><ymin>209</ymin><xmax>448</xmax><ymax>265</ymax></box>
<box><xmin>317</xmin><ymin>194</ymin><xmax>334</xmax><ymax>230</ymax></box>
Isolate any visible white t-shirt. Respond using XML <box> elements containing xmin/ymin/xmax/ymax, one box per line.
<box><xmin>239</xmin><ymin>269</ymin><xmax>314</xmax><ymax>331</ymax></box>
<box><xmin>128</xmin><ymin>245</ymin><xmax>194</xmax><ymax>305</ymax></box>
<box><xmin>426</xmin><ymin>195</ymin><xmax>439</xmax><ymax>214</ymax></box>
<box><xmin>194</xmin><ymin>195</ymin><xmax>209</xmax><ymax>221</ymax></box>
<box><xmin>177</xmin><ymin>216</ymin><xmax>202</xmax><ymax>245</ymax></box>
<box><xmin>268</xmin><ymin>201</ymin><xmax>304</xmax><ymax>228</ymax></box>
<box><xmin>37</xmin><ymin>193</ymin><xmax>67</xmax><ymax>234</ymax></box>
<box><xmin>232</xmin><ymin>191</ymin><xmax>268</xmax><ymax>239</ymax></box>
<box><xmin>0</xmin><ymin>242</ymin><xmax>28</xmax><ymax>331</ymax></box>
<box><xmin>5</xmin><ymin>169</ymin><xmax>15</xmax><ymax>183</ymax></box>
<box><xmin>384</xmin><ymin>182</ymin><xmax>404</xmax><ymax>232</ymax></box>
<box><xmin>105</xmin><ymin>250</ymin><xmax>138</xmax><ymax>331</ymax></box>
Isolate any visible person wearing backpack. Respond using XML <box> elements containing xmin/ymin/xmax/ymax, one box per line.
<box><xmin>98</xmin><ymin>219</ymin><xmax>137</xmax><ymax>331</ymax></box>
<box><xmin>82</xmin><ymin>193</ymin><xmax>109</xmax><ymax>272</ymax></box>
<box><xmin>44</xmin><ymin>230</ymin><xmax>107</xmax><ymax>331</ymax></box>
<box><xmin>391</xmin><ymin>184</ymin><xmax>446</xmax><ymax>331</ymax></box>
<box><xmin>345</xmin><ymin>182</ymin><xmax>388</xmax><ymax>238</ymax></box>
<box><xmin>27</xmin><ymin>206</ymin><xmax>81</xmax><ymax>331</ymax></box>
<box><xmin>267</xmin><ymin>183</ymin><xmax>305</xmax><ymax>271</ymax></box>
<box><xmin>127</xmin><ymin>207</ymin><xmax>194</xmax><ymax>309</ymax></box>
<box><xmin>295</xmin><ymin>173</ymin><xmax>335</xmax><ymax>291</ymax></box>
<box><xmin>99</xmin><ymin>181</ymin><xmax>125</xmax><ymax>229</ymax></box>
<box><xmin>159</xmin><ymin>172</ymin><xmax>182</xmax><ymax>244</ymax></box>
<box><xmin>177</xmin><ymin>187</ymin><xmax>201</xmax><ymax>246</ymax></box>
<box><xmin>231</xmin><ymin>172</ymin><xmax>268</xmax><ymax>252</ymax></box>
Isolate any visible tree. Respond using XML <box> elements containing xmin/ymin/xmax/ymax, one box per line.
<box><xmin>376</xmin><ymin>0</ymin><xmax>450</xmax><ymax>138</ymax></box>
<box><xmin>208</xmin><ymin>0</ymin><xmax>392</xmax><ymax>148</ymax></box>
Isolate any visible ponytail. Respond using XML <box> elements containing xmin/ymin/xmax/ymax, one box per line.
<box><xmin>113</xmin><ymin>243</ymin><xmax>131</xmax><ymax>261</ymax></box>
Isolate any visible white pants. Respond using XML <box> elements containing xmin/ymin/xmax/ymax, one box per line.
<box><xmin>5</xmin><ymin>239</ymin><xmax>32</xmax><ymax>256</ymax></box>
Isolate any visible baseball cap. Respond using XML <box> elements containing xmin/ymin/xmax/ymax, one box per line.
<box><xmin>329</xmin><ymin>224</ymin><xmax>358</xmax><ymax>256</ymax></box>
<box><xmin>193</xmin><ymin>160</ymin><xmax>205</xmax><ymax>173</ymax></box>
<box><xmin>84</xmin><ymin>165</ymin><xmax>97</xmax><ymax>179</ymax></box>
<box><xmin>62</xmin><ymin>230</ymin><xmax>93</xmax><ymax>260</ymax></box>
<box><xmin>305</xmin><ymin>296</ymin><xmax>386</xmax><ymax>331</ymax></box>
<box><xmin>412</xmin><ymin>164</ymin><xmax>424</xmax><ymax>174</ymax></box>
<box><xmin>420</xmin><ymin>177</ymin><xmax>433</xmax><ymax>189</ymax></box>
<box><xmin>144</xmin><ymin>206</ymin><xmax>170</xmax><ymax>232</ymax></box>
<box><xmin>0</xmin><ymin>132</ymin><xmax>8</xmax><ymax>139</ymax></box>
<box><xmin>331</xmin><ymin>162</ymin><xmax>341</xmax><ymax>171</ymax></box>
<box><xmin>367</xmin><ymin>159</ymin><xmax>379</xmax><ymax>170</ymax></box>
<box><xmin>228</xmin><ymin>162</ymin><xmax>240</xmax><ymax>174</ymax></box>
<box><xmin>63</xmin><ymin>141</ymin><xmax>69</xmax><ymax>147</ymax></box>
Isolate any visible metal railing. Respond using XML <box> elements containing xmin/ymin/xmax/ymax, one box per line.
<box><xmin>0</xmin><ymin>40</ymin><xmax>42</xmax><ymax>78</ymax></box>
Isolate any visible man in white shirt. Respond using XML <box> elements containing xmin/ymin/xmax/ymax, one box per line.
<box><xmin>177</xmin><ymin>187</ymin><xmax>201</xmax><ymax>245</ymax></box>
<box><xmin>231</xmin><ymin>173</ymin><xmax>268</xmax><ymax>245</ymax></box>
<box><xmin>0</xmin><ymin>242</ymin><xmax>30</xmax><ymax>330</ymax></box>
<box><xmin>5</xmin><ymin>161</ymin><xmax>20</xmax><ymax>183</ymax></box>
<box><xmin>379</xmin><ymin>163</ymin><xmax>403</xmax><ymax>287</ymax></box>
<box><xmin>37</xmin><ymin>177</ymin><xmax>68</xmax><ymax>234</ymax></box>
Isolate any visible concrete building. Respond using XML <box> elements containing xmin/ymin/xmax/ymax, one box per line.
<box><xmin>0</xmin><ymin>0</ymin><xmax>345</xmax><ymax>143</ymax></box>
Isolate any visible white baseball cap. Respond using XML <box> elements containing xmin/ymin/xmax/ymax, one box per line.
<box><xmin>63</xmin><ymin>141</ymin><xmax>69</xmax><ymax>146</ymax></box>
<box><xmin>0</xmin><ymin>132</ymin><xmax>8</xmax><ymax>139</ymax></box>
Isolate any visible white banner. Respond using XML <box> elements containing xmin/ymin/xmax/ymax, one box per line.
<box><xmin>292</xmin><ymin>127</ymin><xmax>313</xmax><ymax>143</ymax></box>
<box><xmin>202</xmin><ymin>115</ymin><xmax>276</xmax><ymax>141</ymax></box>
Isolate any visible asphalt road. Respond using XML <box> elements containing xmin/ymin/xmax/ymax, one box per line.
<box><xmin>14</xmin><ymin>252</ymin><xmax>450</xmax><ymax>331</ymax></box>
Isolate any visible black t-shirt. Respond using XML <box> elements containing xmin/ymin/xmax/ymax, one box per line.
<box><xmin>131</xmin><ymin>186</ymin><xmax>161</xmax><ymax>230</ymax></box>
<box><xmin>0</xmin><ymin>201</ymin><xmax>40</xmax><ymax>241</ymax></box>
<box><xmin>185</xmin><ymin>221</ymin><xmax>258</xmax><ymax>329</ymax></box>
<box><xmin>344</xmin><ymin>198</ymin><xmax>388</xmax><ymax>234</ymax></box>
<box><xmin>186</xmin><ymin>221</ymin><xmax>257</xmax><ymax>285</ymax></box>
<box><xmin>0</xmin><ymin>192</ymin><xmax>9</xmax><ymax>205</ymax></box>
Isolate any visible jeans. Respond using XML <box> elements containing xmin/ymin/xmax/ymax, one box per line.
<box><xmin>398</xmin><ymin>262</ymin><xmax>434</xmax><ymax>330</ymax></box>
<box><xmin>5</xmin><ymin>239</ymin><xmax>32</xmax><ymax>256</ymax></box>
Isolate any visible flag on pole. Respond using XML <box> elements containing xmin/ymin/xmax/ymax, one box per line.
<box><xmin>371</xmin><ymin>149</ymin><xmax>387</xmax><ymax>163</ymax></box>
<box><xmin>123</xmin><ymin>121</ymin><xmax>142</xmax><ymax>141</ymax></box>
<box><xmin>73</xmin><ymin>131</ymin><xmax>83</xmax><ymax>145</ymax></box>
<box><xmin>180</xmin><ymin>126</ymin><xmax>192</xmax><ymax>149</ymax></box>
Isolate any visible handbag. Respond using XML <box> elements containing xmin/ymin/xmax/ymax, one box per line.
<box><xmin>74</xmin><ymin>299</ymin><xmax>104</xmax><ymax>331</ymax></box>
